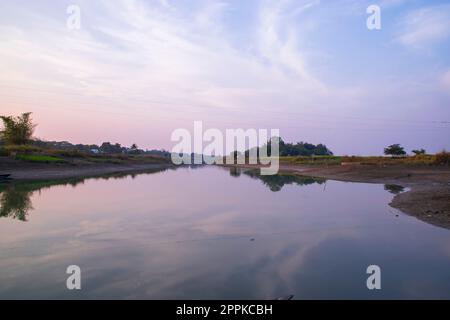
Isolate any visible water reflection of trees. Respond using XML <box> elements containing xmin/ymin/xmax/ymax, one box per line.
<box><xmin>229</xmin><ymin>167</ymin><xmax>242</xmax><ymax>178</ymax></box>
<box><xmin>0</xmin><ymin>167</ymin><xmax>170</xmax><ymax>222</ymax></box>
<box><xmin>0</xmin><ymin>186</ymin><xmax>34</xmax><ymax>221</ymax></box>
<box><xmin>230</xmin><ymin>168</ymin><xmax>326</xmax><ymax>192</ymax></box>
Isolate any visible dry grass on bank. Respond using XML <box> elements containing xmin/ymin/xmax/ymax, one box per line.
<box><xmin>281</xmin><ymin>152</ymin><xmax>450</xmax><ymax>166</ymax></box>
<box><xmin>0</xmin><ymin>144</ymin><xmax>169</xmax><ymax>165</ymax></box>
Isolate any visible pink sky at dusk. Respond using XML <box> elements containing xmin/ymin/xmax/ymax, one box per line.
<box><xmin>1</xmin><ymin>0</ymin><xmax>449</xmax><ymax>155</ymax></box>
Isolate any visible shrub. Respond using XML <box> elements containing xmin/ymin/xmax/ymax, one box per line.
<box><xmin>384</xmin><ymin>144</ymin><xmax>406</xmax><ymax>156</ymax></box>
<box><xmin>434</xmin><ymin>151</ymin><xmax>450</xmax><ymax>165</ymax></box>
<box><xmin>412</xmin><ymin>149</ymin><xmax>426</xmax><ymax>155</ymax></box>
<box><xmin>407</xmin><ymin>154</ymin><xmax>434</xmax><ymax>165</ymax></box>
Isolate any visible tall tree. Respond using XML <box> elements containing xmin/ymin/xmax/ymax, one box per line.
<box><xmin>0</xmin><ymin>112</ymin><xmax>36</xmax><ymax>145</ymax></box>
<box><xmin>384</xmin><ymin>144</ymin><xmax>406</xmax><ymax>156</ymax></box>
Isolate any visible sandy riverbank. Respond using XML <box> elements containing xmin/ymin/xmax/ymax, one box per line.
<box><xmin>222</xmin><ymin>163</ymin><xmax>450</xmax><ymax>230</ymax></box>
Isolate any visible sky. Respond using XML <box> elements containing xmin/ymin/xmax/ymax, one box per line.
<box><xmin>0</xmin><ymin>0</ymin><xmax>449</xmax><ymax>155</ymax></box>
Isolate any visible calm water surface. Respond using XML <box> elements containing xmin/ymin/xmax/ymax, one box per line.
<box><xmin>1</xmin><ymin>166</ymin><xmax>450</xmax><ymax>299</ymax></box>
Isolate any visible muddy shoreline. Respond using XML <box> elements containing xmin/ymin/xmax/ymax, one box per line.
<box><xmin>222</xmin><ymin>163</ymin><xmax>450</xmax><ymax>230</ymax></box>
<box><xmin>0</xmin><ymin>158</ymin><xmax>176</xmax><ymax>182</ymax></box>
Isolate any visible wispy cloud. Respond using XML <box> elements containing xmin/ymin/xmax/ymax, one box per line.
<box><xmin>0</xmin><ymin>0</ymin><xmax>449</xmax><ymax>154</ymax></box>
<box><xmin>0</xmin><ymin>0</ymin><xmax>327</xmax><ymax>115</ymax></box>
<box><xmin>257</xmin><ymin>0</ymin><xmax>322</xmax><ymax>84</ymax></box>
<box><xmin>396</xmin><ymin>4</ymin><xmax>450</xmax><ymax>48</ymax></box>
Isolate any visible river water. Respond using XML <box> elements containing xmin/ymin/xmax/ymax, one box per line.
<box><xmin>1</xmin><ymin>166</ymin><xmax>449</xmax><ymax>299</ymax></box>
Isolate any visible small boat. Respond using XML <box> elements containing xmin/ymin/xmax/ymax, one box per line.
<box><xmin>0</xmin><ymin>174</ymin><xmax>12</xmax><ymax>182</ymax></box>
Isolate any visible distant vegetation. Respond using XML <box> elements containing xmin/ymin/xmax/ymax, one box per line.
<box><xmin>0</xmin><ymin>112</ymin><xmax>170</xmax><ymax>165</ymax></box>
<box><xmin>278</xmin><ymin>138</ymin><xmax>333</xmax><ymax>156</ymax></box>
<box><xmin>384</xmin><ymin>144</ymin><xmax>406</xmax><ymax>156</ymax></box>
<box><xmin>1</xmin><ymin>143</ymin><xmax>171</xmax><ymax>165</ymax></box>
<box><xmin>412</xmin><ymin>149</ymin><xmax>426</xmax><ymax>155</ymax></box>
<box><xmin>1</xmin><ymin>112</ymin><xmax>449</xmax><ymax>167</ymax></box>
<box><xmin>239</xmin><ymin>137</ymin><xmax>333</xmax><ymax>159</ymax></box>
<box><xmin>32</xmin><ymin>140</ymin><xmax>171</xmax><ymax>158</ymax></box>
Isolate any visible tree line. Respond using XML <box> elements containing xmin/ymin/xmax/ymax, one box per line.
<box><xmin>0</xmin><ymin>112</ymin><xmax>440</xmax><ymax>157</ymax></box>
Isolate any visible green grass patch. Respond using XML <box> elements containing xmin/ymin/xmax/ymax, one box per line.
<box><xmin>16</xmin><ymin>154</ymin><xmax>66</xmax><ymax>163</ymax></box>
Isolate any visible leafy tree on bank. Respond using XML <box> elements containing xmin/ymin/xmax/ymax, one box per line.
<box><xmin>384</xmin><ymin>144</ymin><xmax>406</xmax><ymax>156</ymax></box>
<box><xmin>0</xmin><ymin>112</ymin><xmax>36</xmax><ymax>145</ymax></box>
<box><xmin>99</xmin><ymin>142</ymin><xmax>124</xmax><ymax>154</ymax></box>
<box><xmin>242</xmin><ymin>137</ymin><xmax>333</xmax><ymax>158</ymax></box>
<box><xmin>129</xmin><ymin>143</ymin><xmax>142</xmax><ymax>155</ymax></box>
<box><xmin>412</xmin><ymin>148</ymin><xmax>426</xmax><ymax>155</ymax></box>
<box><xmin>278</xmin><ymin>138</ymin><xmax>333</xmax><ymax>156</ymax></box>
